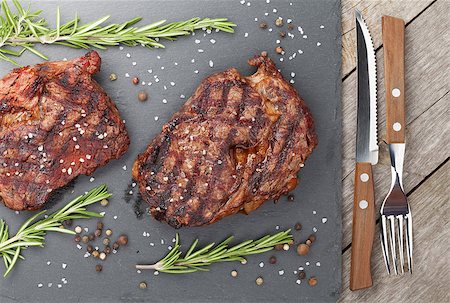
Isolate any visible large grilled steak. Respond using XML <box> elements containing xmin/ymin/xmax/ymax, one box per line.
<box><xmin>0</xmin><ymin>51</ymin><xmax>129</xmax><ymax>210</ymax></box>
<box><xmin>133</xmin><ymin>54</ymin><xmax>317</xmax><ymax>228</ymax></box>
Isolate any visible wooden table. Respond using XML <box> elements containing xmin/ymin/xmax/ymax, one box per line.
<box><xmin>339</xmin><ymin>0</ymin><xmax>449</xmax><ymax>302</ymax></box>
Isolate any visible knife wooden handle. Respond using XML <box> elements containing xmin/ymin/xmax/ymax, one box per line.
<box><xmin>382</xmin><ymin>16</ymin><xmax>406</xmax><ymax>144</ymax></box>
<box><xmin>350</xmin><ymin>162</ymin><xmax>375</xmax><ymax>291</ymax></box>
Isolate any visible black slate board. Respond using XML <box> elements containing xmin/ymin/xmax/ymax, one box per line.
<box><xmin>0</xmin><ymin>0</ymin><xmax>342</xmax><ymax>302</ymax></box>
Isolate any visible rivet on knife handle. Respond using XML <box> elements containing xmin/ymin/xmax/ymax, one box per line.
<box><xmin>382</xmin><ymin>16</ymin><xmax>405</xmax><ymax>144</ymax></box>
<box><xmin>350</xmin><ymin>162</ymin><xmax>375</xmax><ymax>290</ymax></box>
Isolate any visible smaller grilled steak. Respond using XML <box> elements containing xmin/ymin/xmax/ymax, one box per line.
<box><xmin>0</xmin><ymin>51</ymin><xmax>130</xmax><ymax>210</ymax></box>
<box><xmin>133</xmin><ymin>54</ymin><xmax>317</xmax><ymax>228</ymax></box>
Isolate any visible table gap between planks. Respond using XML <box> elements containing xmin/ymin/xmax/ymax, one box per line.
<box><xmin>338</xmin><ymin>0</ymin><xmax>449</xmax><ymax>302</ymax></box>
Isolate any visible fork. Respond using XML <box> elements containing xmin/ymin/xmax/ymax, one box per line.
<box><xmin>380</xmin><ymin>15</ymin><xmax>412</xmax><ymax>275</ymax></box>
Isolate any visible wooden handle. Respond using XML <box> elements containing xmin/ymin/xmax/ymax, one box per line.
<box><xmin>382</xmin><ymin>15</ymin><xmax>406</xmax><ymax>144</ymax></box>
<box><xmin>350</xmin><ymin>162</ymin><xmax>375</xmax><ymax>291</ymax></box>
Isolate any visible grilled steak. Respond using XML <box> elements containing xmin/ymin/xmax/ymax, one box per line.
<box><xmin>0</xmin><ymin>51</ymin><xmax>130</xmax><ymax>210</ymax></box>
<box><xmin>133</xmin><ymin>54</ymin><xmax>317</xmax><ymax>228</ymax></box>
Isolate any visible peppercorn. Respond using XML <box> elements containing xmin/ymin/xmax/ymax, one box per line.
<box><xmin>275</xmin><ymin>18</ymin><xmax>283</xmax><ymax>27</ymax></box>
<box><xmin>308</xmin><ymin>277</ymin><xmax>318</xmax><ymax>286</ymax></box>
<box><xmin>99</xmin><ymin>252</ymin><xmax>107</xmax><ymax>260</ymax></box>
<box><xmin>112</xmin><ymin>242</ymin><xmax>120</xmax><ymax>250</ymax></box>
<box><xmin>261</xmin><ymin>51</ymin><xmax>268</xmax><ymax>57</ymax></box>
<box><xmin>275</xmin><ymin>46</ymin><xmax>283</xmax><ymax>54</ymax></box>
<box><xmin>88</xmin><ymin>233</ymin><xmax>95</xmax><ymax>241</ymax></box>
<box><xmin>95</xmin><ymin>229</ymin><xmax>102</xmax><ymax>237</ymax></box>
<box><xmin>100</xmin><ymin>199</ymin><xmax>109</xmax><ymax>207</ymax></box>
<box><xmin>279</xmin><ymin>31</ymin><xmax>286</xmax><ymax>38</ymax></box>
<box><xmin>308</xmin><ymin>234</ymin><xmax>316</xmax><ymax>243</ymax></box>
<box><xmin>294</xmin><ymin>223</ymin><xmax>302</xmax><ymax>231</ymax></box>
<box><xmin>230</xmin><ymin>270</ymin><xmax>238</xmax><ymax>278</ymax></box>
<box><xmin>132</xmin><ymin>77</ymin><xmax>139</xmax><ymax>85</ymax></box>
<box><xmin>283</xmin><ymin>243</ymin><xmax>290</xmax><ymax>251</ymax></box>
<box><xmin>74</xmin><ymin>235</ymin><xmax>81</xmax><ymax>243</ymax></box>
<box><xmin>92</xmin><ymin>250</ymin><xmax>100</xmax><ymax>258</ymax></box>
<box><xmin>269</xmin><ymin>256</ymin><xmax>277</xmax><ymax>264</ymax></box>
<box><xmin>288</xmin><ymin>23</ymin><xmax>295</xmax><ymax>30</ymax></box>
<box><xmin>109</xmin><ymin>73</ymin><xmax>117</xmax><ymax>81</ymax></box>
<box><xmin>306</xmin><ymin>239</ymin><xmax>312</xmax><ymax>246</ymax></box>
<box><xmin>95</xmin><ymin>264</ymin><xmax>102</xmax><ymax>272</ymax></box>
<box><xmin>104</xmin><ymin>246</ymin><xmax>111</xmax><ymax>255</ymax></box>
<box><xmin>105</xmin><ymin>229</ymin><xmax>113</xmax><ymax>237</ymax></box>
<box><xmin>274</xmin><ymin>244</ymin><xmax>284</xmax><ymax>251</ymax></box>
<box><xmin>96</xmin><ymin>222</ymin><xmax>103</xmax><ymax>230</ymax></box>
<box><xmin>255</xmin><ymin>276</ymin><xmax>264</xmax><ymax>286</ymax></box>
<box><xmin>287</xmin><ymin>195</ymin><xmax>295</xmax><ymax>202</ymax></box>
<box><xmin>118</xmin><ymin>235</ymin><xmax>128</xmax><ymax>246</ymax></box>
<box><xmin>259</xmin><ymin>22</ymin><xmax>267</xmax><ymax>29</ymax></box>
<box><xmin>103</xmin><ymin>238</ymin><xmax>110</xmax><ymax>246</ymax></box>
<box><xmin>297</xmin><ymin>243</ymin><xmax>310</xmax><ymax>256</ymax></box>
<box><xmin>139</xmin><ymin>281</ymin><xmax>147</xmax><ymax>289</ymax></box>
<box><xmin>298</xmin><ymin>271</ymin><xmax>306</xmax><ymax>280</ymax></box>
<box><xmin>138</xmin><ymin>91</ymin><xmax>148</xmax><ymax>102</ymax></box>
<box><xmin>87</xmin><ymin>245</ymin><xmax>94</xmax><ymax>253</ymax></box>
<box><xmin>74</xmin><ymin>226</ymin><xmax>82</xmax><ymax>234</ymax></box>
<box><xmin>81</xmin><ymin>235</ymin><xmax>89</xmax><ymax>244</ymax></box>
<box><xmin>64</xmin><ymin>219</ymin><xmax>73</xmax><ymax>227</ymax></box>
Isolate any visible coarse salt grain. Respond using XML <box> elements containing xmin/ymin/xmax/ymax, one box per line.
<box><xmin>317</xmin><ymin>42</ymin><xmax>321</xmax><ymax>46</ymax></box>
<box><xmin>122</xmin><ymin>165</ymin><xmax>127</xmax><ymax>171</ymax></box>
<box><xmin>259</xmin><ymin>262</ymin><xmax>264</xmax><ymax>268</ymax></box>
<box><xmin>37</xmin><ymin>283</ymin><xmax>43</xmax><ymax>288</ymax></box>
<box><xmin>209</xmin><ymin>60</ymin><xmax>214</xmax><ymax>68</ymax></box>
<box><xmin>296</xmin><ymin>280</ymin><xmax>301</xmax><ymax>285</ymax></box>
<box><xmin>154</xmin><ymin>116</ymin><xmax>159</xmax><ymax>121</ymax></box>
<box><xmin>322</xmin><ymin>217</ymin><xmax>328</xmax><ymax>223</ymax></box>
<box><xmin>278</xmin><ymin>269</ymin><xmax>285</xmax><ymax>275</ymax></box>
<box><xmin>244</xmin><ymin>32</ymin><xmax>249</xmax><ymax>38</ymax></box>
<box><xmin>316</xmin><ymin>262</ymin><xmax>321</xmax><ymax>266</ymax></box>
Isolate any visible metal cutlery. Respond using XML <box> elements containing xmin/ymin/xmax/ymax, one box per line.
<box><xmin>380</xmin><ymin>15</ymin><xmax>412</xmax><ymax>275</ymax></box>
<box><xmin>350</xmin><ymin>10</ymin><xmax>378</xmax><ymax>291</ymax></box>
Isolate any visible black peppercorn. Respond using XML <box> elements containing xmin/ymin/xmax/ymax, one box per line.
<box><xmin>269</xmin><ymin>256</ymin><xmax>277</xmax><ymax>264</ymax></box>
<box><xmin>294</xmin><ymin>223</ymin><xmax>302</xmax><ymax>231</ymax></box>
<box><xmin>298</xmin><ymin>271</ymin><xmax>306</xmax><ymax>280</ymax></box>
<box><xmin>95</xmin><ymin>264</ymin><xmax>102</xmax><ymax>272</ymax></box>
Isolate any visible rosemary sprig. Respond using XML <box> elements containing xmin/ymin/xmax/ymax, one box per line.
<box><xmin>0</xmin><ymin>0</ymin><xmax>236</xmax><ymax>65</ymax></box>
<box><xmin>0</xmin><ymin>184</ymin><xmax>111</xmax><ymax>277</ymax></box>
<box><xmin>136</xmin><ymin>230</ymin><xmax>293</xmax><ymax>274</ymax></box>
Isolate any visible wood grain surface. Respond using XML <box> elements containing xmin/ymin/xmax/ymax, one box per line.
<box><xmin>340</xmin><ymin>0</ymin><xmax>449</xmax><ymax>301</ymax></box>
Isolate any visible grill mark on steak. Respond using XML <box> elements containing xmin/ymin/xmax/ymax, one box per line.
<box><xmin>0</xmin><ymin>51</ymin><xmax>130</xmax><ymax>210</ymax></box>
<box><xmin>133</xmin><ymin>54</ymin><xmax>318</xmax><ymax>227</ymax></box>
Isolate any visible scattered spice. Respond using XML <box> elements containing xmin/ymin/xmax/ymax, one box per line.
<box><xmin>287</xmin><ymin>195</ymin><xmax>295</xmax><ymax>202</ymax></box>
<box><xmin>103</xmin><ymin>238</ymin><xmax>110</xmax><ymax>246</ymax></box>
<box><xmin>259</xmin><ymin>22</ymin><xmax>268</xmax><ymax>29</ymax></box>
<box><xmin>274</xmin><ymin>244</ymin><xmax>284</xmax><ymax>251</ymax></box>
<box><xmin>96</xmin><ymin>222</ymin><xmax>104</xmax><ymax>230</ymax></box>
<box><xmin>308</xmin><ymin>277</ymin><xmax>318</xmax><ymax>286</ymax></box>
<box><xmin>94</xmin><ymin>229</ymin><xmax>102</xmax><ymax>237</ymax></box>
<box><xmin>81</xmin><ymin>235</ymin><xmax>89</xmax><ymax>244</ymax></box>
<box><xmin>132</xmin><ymin>77</ymin><xmax>139</xmax><ymax>85</ymax></box>
<box><xmin>100</xmin><ymin>199</ymin><xmax>109</xmax><ymax>207</ymax></box>
<box><xmin>99</xmin><ymin>252</ymin><xmax>107</xmax><ymax>260</ymax></box>
<box><xmin>240</xmin><ymin>259</ymin><xmax>247</xmax><ymax>265</ymax></box>
<box><xmin>139</xmin><ymin>281</ymin><xmax>147</xmax><ymax>289</ymax></box>
<box><xmin>118</xmin><ymin>235</ymin><xmax>129</xmax><ymax>246</ymax></box>
<box><xmin>275</xmin><ymin>18</ymin><xmax>284</xmax><ymax>27</ymax></box>
<box><xmin>64</xmin><ymin>219</ymin><xmax>73</xmax><ymax>227</ymax></box>
<box><xmin>74</xmin><ymin>226</ymin><xmax>82</xmax><ymax>234</ymax></box>
<box><xmin>109</xmin><ymin>73</ymin><xmax>117</xmax><ymax>81</ymax></box>
<box><xmin>92</xmin><ymin>250</ymin><xmax>100</xmax><ymax>258</ymax></box>
<box><xmin>74</xmin><ymin>235</ymin><xmax>81</xmax><ymax>243</ymax></box>
<box><xmin>294</xmin><ymin>223</ymin><xmax>302</xmax><ymax>231</ymax></box>
<box><xmin>88</xmin><ymin>233</ymin><xmax>95</xmax><ymax>241</ymax></box>
<box><xmin>306</xmin><ymin>239</ymin><xmax>312</xmax><ymax>246</ymax></box>
<box><xmin>87</xmin><ymin>245</ymin><xmax>94</xmax><ymax>253</ymax></box>
<box><xmin>298</xmin><ymin>271</ymin><xmax>306</xmax><ymax>280</ymax></box>
<box><xmin>105</xmin><ymin>229</ymin><xmax>113</xmax><ymax>237</ymax></box>
<box><xmin>138</xmin><ymin>91</ymin><xmax>148</xmax><ymax>102</ymax></box>
<box><xmin>282</xmin><ymin>243</ymin><xmax>290</xmax><ymax>251</ymax></box>
<box><xmin>297</xmin><ymin>243</ymin><xmax>309</xmax><ymax>256</ymax></box>
<box><xmin>231</xmin><ymin>270</ymin><xmax>238</xmax><ymax>278</ymax></box>
<box><xmin>279</xmin><ymin>31</ymin><xmax>286</xmax><ymax>38</ymax></box>
<box><xmin>255</xmin><ymin>276</ymin><xmax>264</xmax><ymax>286</ymax></box>
<box><xmin>288</xmin><ymin>23</ymin><xmax>295</xmax><ymax>30</ymax></box>
<box><xmin>112</xmin><ymin>242</ymin><xmax>120</xmax><ymax>250</ymax></box>
<box><xmin>275</xmin><ymin>46</ymin><xmax>283</xmax><ymax>54</ymax></box>
<box><xmin>269</xmin><ymin>256</ymin><xmax>277</xmax><ymax>264</ymax></box>
<box><xmin>104</xmin><ymin>246</ymin><xmax>111</xmax><ymax>255</ymax></box>
<box><xmin>308</xmin><ymin>234</ymin><xmax>316</xmax><ymax>243</ymax></box>
<box><xmin>95</xmin><ymin>264</ymin><xmax>102</xmax><ymax>272</ymax></box>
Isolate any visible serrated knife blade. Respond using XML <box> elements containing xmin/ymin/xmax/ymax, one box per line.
<box><xmin>355</xmin><ymin>10</ymin><xmax>378</xmax><ymax>165</ymax></box>
<box><xmin>350</xmin><ymin>10</ymin><xmax>378</xmax><ymax>291</ymax></box>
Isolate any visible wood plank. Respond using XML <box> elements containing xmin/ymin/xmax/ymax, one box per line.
<box><xmin>341</xmin><ymin>0</ymin><xmax>434</xmax><ymax>77</ymax></box>
<box><xmin>340</xmin><ymin>0</ymin><xmax>450</xmax><ymax>247</ymax></box>
<box><xmin>339</xmin><ymin>161</ymin><xmax>450</xmax><ymax>302</ymax></box>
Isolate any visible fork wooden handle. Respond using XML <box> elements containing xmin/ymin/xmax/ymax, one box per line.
<box><xmin>350</xmin><ymin>162</ymin><xmax>375</xmax><ymax>290</ymax></box>
<box><xmin>382</xmin><ymin>15</ymin><xmax>406</xmax><ymax>144</ymax></box>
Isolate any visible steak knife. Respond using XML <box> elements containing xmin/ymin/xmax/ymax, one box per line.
<box><xmin>350</xmin><ymin>10</ymin><xmax>378</xmax><ymax>291</ymax></box>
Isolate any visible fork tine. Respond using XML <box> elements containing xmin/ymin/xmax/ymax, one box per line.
<box><xmin>380</xmin><ymin>215</ymin><xmax>391</xmax><ymax>274</ymax></box>
<box><xmin>388</xmin><ymin>215</ymin><xmax>398</xmax><ymax>275</ymax></box>
<box><xmin>397</xmin><ymin>215</ymin><xmax>405</xmax><ymax>274</ymax></box>
<box><xmin>405</xmin><ymin>212</ymin><xmax>413</xmax><ymax>273</ymax></box>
